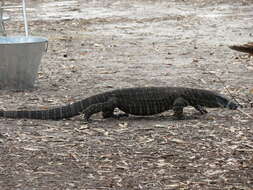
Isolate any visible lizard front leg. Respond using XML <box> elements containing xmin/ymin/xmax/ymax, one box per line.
<box><xmin>194</xmin><ymin>105</ymin><xmax>208</xmax><ymax>115</ymax></box>
<box><xmin>172</xmin><ymin>97</ymin><xmax>189</xmax><ymax>119</ymax></box>
<box><xmin>83</xmin><ymin>97</ymin><xmax>118</xmax><ymax>121</ymax></box>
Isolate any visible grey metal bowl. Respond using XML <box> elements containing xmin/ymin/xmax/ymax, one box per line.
<box><xmin>0</xmin><ymin>36</ymin><xmax>48</xmax><ymax>90</ymax></box>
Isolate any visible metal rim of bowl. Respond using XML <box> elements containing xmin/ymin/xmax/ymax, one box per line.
<box><xmin>0</xmin><ymin>36</ymin><xmax>48</xmax><ymax>44</ymax></box>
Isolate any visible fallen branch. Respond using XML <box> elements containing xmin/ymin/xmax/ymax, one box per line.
<box><xmin>206</xmin><ymin>72</ymin><xmax>253</xmax><ymax>120</ymax></box>
<box><xmin>236</xmin><ymin>108</ymin><xmax>253</xmax><ymax>120</ymax></box>
<box><xmin>192</xmin><ymin>64</ymin><xmax>253</xmax><ymax>120</ymax></box>
<box><xmin>205</xmin><ymin>71</ymin><xmax>241</xmax><ymax>105</ymax></box>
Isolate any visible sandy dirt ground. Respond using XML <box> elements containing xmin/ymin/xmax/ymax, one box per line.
<box><xmin>0</xmin><ymin>0</ymin><xmax>252</xmax><ymax>189</ymax></box>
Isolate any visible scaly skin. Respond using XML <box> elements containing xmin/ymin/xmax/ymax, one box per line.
<box><xmin>0</xmin><ymin>87</ymin><xmax>238</xmax><ymax>121</ymax></box>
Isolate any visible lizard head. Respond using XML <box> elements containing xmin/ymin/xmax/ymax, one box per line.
<box><xmin>215</xmin><ymin>95</ymin><xmax>238</xmax><ymax>110</ymax></box>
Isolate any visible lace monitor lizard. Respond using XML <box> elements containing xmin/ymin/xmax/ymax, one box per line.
<box><xmin>0</xmin><ymin>87</ymin><xmax>238</xmax><ymax>121</ymax></box>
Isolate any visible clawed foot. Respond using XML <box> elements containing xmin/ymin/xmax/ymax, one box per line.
<box><xmin>192</xmin><ymin>111</ymin><xmax>209</xmax><ymax>118</ymax></box>
<box><xmin>112</xmin><ymin>113</ymin><xmax>129</xmax><ymax>119</ymax></box>
<box><xmin>194</xmin><ymin>105</ymin><xmax>208</xmax><ymax>115</ymax></box>
<box><xmin>83</xmin><ymin>119</ymin><xmax>92</xmax><ymax>124</ymax></box>
<box><xmin>83</xmin><ymin>114</ymin><xmax>93</xmax><ymax>123</ymax></box>
<box><xmin>199</xmin><ymin>109</ymin><xmax>208</xmax><ymax>115</ymax></box>
<box><xmin>172</xmin><ymin>113</ymin><xmax>186</xmax><ymax>120</ymax></box>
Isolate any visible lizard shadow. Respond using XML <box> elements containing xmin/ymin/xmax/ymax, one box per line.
<box><xmin>76</xmin><ymin>111</ymin><xmax>211</xmax><ymax>123</ymax></box>
<box><xmin>106</xmin><ymin>112</ymin><xmax>206</xmax><ymax>122</ymax></box>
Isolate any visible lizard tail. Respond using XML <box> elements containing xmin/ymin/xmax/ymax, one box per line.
<box><xmin>1</xmin><ymin>100</ymin><xmax>85</xmax><ymax>120</ymax></box>
<box><xmin>0</xmin><ymin>93</ymin><xmax>107</xmax><ymax>120</ymax></box>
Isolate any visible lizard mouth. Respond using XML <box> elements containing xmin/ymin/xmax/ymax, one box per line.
<box><xmin>215</xmin><ymin>97</ymin><xmax>238</xmax><ymax>110</ymax></box>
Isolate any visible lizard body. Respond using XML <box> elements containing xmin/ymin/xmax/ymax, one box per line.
<box><xmin>0</xmin><ymin>87</ymin><xmax>238</xmax><ymax>121</ymax></box>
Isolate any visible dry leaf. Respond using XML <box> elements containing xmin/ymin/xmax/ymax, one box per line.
<box><xmin>169</xmin><ymin>138</ymin><xmax>187</xmax><ymax>144</ymax></box>
<box><xmin>118</xmin><ymin>122</ymin><xmax>128</xmax><ymax>128</ymax></box>
<box><xmin>79</xmin><ymin>125</ymin><xmax>89</xmax><ymax>130</ymax></box>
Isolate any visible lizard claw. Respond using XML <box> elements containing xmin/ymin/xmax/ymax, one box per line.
<box><xmin>199</xmin><ymin>109</ymin><xmax>208</xmax><ymax>115</ymax></box>
<box><xmin>112</xmin><ymin>113</ymin><xmax>129</xmax><ymax>119</ymax></box>
<box><xmin>83</xmin><ymin>114</ymin><xmax>92</xmax><ymax>123</ymax></box>
<box><xmin>194</xmin><ymin>105</ymin><xmax>208</xmax><ymax>115</ymax></box>
<box><xmin>173</xmin><ymin>113</ymin><xmax>186</xmax><ymax>120</ymax></box>
<box><xmin>83</xmin><ymin>119</ymin><xmax>92</xmax><ymax>124</ymax></box>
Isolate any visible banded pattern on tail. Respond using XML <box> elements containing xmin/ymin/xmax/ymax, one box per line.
<box><xmin>1</xmin><ymin>101</ymin><xmax>84</xmax><ymax>120</ymax></box>
<box><xmin>0</xmin><ymin>92</ymin><xmax>110</xmax><ymax>120</ymax></box>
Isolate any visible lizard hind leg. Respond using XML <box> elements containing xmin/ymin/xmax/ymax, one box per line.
<box><xmin>172</xmin><ymin>97</ymin><xmax>189</xmax><ymax>119</ymax></box>
<box><xmin>83</xmin><ymin>97</ymin><xmax>118</xmax><ymax>121</ymax></box>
